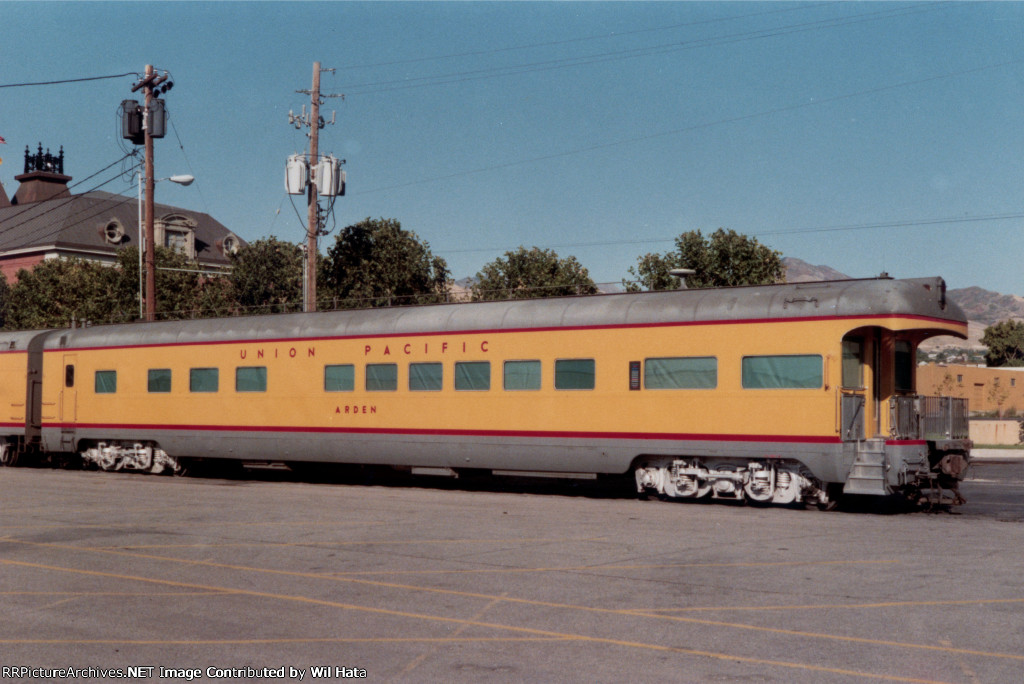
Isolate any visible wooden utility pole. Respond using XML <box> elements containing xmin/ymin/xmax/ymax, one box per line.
<box><xmin>305</xmin><ymin>62</ymin><xmax>321</xmax><ymax>312</ymax></box>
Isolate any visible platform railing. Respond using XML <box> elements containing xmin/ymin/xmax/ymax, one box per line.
<box><xmin>891</xmin><ymin>395</ymin><xmax>969</xmax><ymax>441</ymax></box>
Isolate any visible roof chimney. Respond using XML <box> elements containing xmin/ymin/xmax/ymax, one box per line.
<box><xmin>11</xmin><ymin>143</ymin><xmax>72</xmax><ymax>205</ymax></box>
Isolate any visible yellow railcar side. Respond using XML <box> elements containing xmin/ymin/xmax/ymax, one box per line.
<box><xmin>41</xmin><ymin>313</ymin><xmax>963</xmax><ymax>443</ymax></box>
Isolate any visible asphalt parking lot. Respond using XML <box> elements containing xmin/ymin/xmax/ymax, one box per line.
<box><xmin>1</xmin><ymin>461</ymin><xmax>1022</xmax><ymax>683</ymax></box>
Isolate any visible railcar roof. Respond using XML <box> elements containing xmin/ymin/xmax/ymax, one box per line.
<box><xmin>45</xmin><ymin>276</ymin><xmax>966</xmax><ymax>349</ymax></box>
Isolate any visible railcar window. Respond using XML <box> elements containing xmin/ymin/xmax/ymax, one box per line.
<box><xmin>236</xmin><ymin>366</ymin><xmax>267</xmax><ymax>392</ymax></box>
<box><xmin>504</xmin><ymin>360</ymin><xmax>541</xmax><ymax>391</ymax></box>
<box><xmin>148</xmin><ymin>369</ymin><xmax>172</xmax><ymax>393</ymax></box>
<box><xmin>366</xmin><ymin>363</ymin><xmax>398</xmax><ymax>391</ymax></box>
<box><xmin>742</xmin><ymin>355</ymin><xmax>822</xmax><ymax>389</ymax></box>
<box><xmin>65</xmin><ymin>365</ymin><xmax>75</xmax><ymax>388</ymax></box>
<box><xmin>324</xmin><ymin>364</ymin><xmax>355</xmax><ymax>392</ymax></box>
<box><xmin>189</xmin><ymin>368</ymin><xmax>219</xmax><ymax>393</ymax></box>
<box><xmin>409</xmin><ymin>363</ymin><xmax>443</xmax><ymax>391</ymax></box>
<box><xmin>895</xmin><ymin>341</ymin><xmax>913</xmax><ymax>393</ymax></box>
<box><xmin>842</xmin><ymin>339</ymin><xmax>863</xmax><ymax>388</ymax></box>
<box><xmin>455</xmin><ymin>361</ymin><xmax>491</xmax><ymax>391</ymax></box>
<box><xmin>555</xmin><ymin>359</ymin><xmax>595</xmax><ymax>390</ymax></box>
<box><xmin>94</xmin><ymin>370</ymin><xmax>117</xmax><ymax>394</ymax></box>
<box><xmin>644</xmin><ymin>357</ymin><xmax>717</xmax><ymax>389</ymax></box>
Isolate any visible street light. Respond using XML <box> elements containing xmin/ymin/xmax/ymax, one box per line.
<box><xmin>138</xmin><ymin>173</ymin><xmax>196</xmax><ymax>319</ymax></box>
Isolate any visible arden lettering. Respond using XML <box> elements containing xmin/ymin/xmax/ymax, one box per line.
<box><xmin>335</xmin><ymin>405</ymin><xmax>377</xmax><ymax>415</ymax></box>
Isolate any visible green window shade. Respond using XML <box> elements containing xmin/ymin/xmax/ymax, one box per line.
<box><xmin>409</xmin><ymin>363</ymin><xmax>443</xmax><ymax>391</ymax></box>
<box><xmin>555</xmin><ymin>359</ymin><xmax>595</xmax><ymax>390</ymax></box>
<box><xmin>504</xmin><ymin>360</ymin><xmax>541</xmax><ymax>390</ymax></box>
<box><xmin>190</xmin><ymin>368</ymin><xmax>219</xmax><ymax>393</ymax></box>
<box><xmin>324</xmin><ymin>364</ymin><xmax>355</xmax><ymax>392</ymax></box>
<box><xmin>455</xmin><ymin>361</ymin><xmax>490</xmax><ymax>391</ymax></box>
<box><xmin>148</xmin><ymin>369</ymin><xmax>171</xmax><ymax>393</ymax></box>
<box><xmin>742</xmin><ymin>355</ymin><xmax>822</xmax><ymax>389</ymax></box>
<box><xmin>94</xmin><ymin>370</ymin><xmax>117</xmax><ymax>394</ymax></box>
<box><xmin>644</xmin><ymin>357</ymin><xmax>717</xmax><ymax>389</ymax></box>
<box><xmin>366</xmin><ymin>363</ymin><xmax>398</xmax><ymax>391</ymax></box>
<box><xmin>236</xmin><ymin>366</ymin><xmax>267</xmax><ymax>392</ymax></box>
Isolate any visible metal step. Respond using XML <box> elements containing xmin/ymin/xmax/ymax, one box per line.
<box><xmin>844</xmin><ymin>439</ymin><xmax>889</xmax><ymax>496</ymax></box>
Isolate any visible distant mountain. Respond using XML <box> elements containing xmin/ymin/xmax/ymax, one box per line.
<box><xmin>780</xmin><ymin>257</ymin><xmax>1024</xmax><ymax>350</ymax></box>
<box><xmin>782</xmin><ymin>257</ymin><xmax>851</xmax><ymax>283</ymax></box>
<box><xmin>943</xmin><ymin>286</ymin><xmax>1024</xmax><ymax>327</ymax></box>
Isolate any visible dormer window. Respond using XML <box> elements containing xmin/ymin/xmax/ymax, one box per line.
<box><xmin>103</xmin><ymin>219</ymin><xmax>126</xmax><ymax>244</ymax></box>
<box><xmin>155</xmin><ymin>214</ymin><xmax>197</xmax><ymax>259</ymax></box>
<box><xmin>221</xmin><ymin>233</ymin><xmax>240</xmax><ymax>256</ymax></box>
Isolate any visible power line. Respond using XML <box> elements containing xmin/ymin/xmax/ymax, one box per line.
<box><xmin>339</xmin><ymin>2</ymin><xmax>833</xmax><ymax>70</ymax></box>
<box><xmin>0</xmin><ymin>153</ymin><xmax>139</xmax><ymax>246</ymax></box>
<box><xmin>352</xmin><ymin>56</ymin><xmax>1024</xmax><ymax>198</ymax></box>
<box><xmin>339</xmin><ymin>3</ymin><xmax>944</xmax><ymax>95</ymax></box>
<box><xmin>0</xmin><ymin>72</ymin><xmax>138</xmax><ymax>89</ymax></box>
<box><xmin>435</xmin><ymin>211</ymin><xmax>1024</xmax><ymax>257</ymax></box>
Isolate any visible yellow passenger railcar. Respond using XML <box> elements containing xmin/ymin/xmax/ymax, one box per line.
<box><xmin>2</xmin><ymin>276</ymin><xmax>971</xmax><ymax>508</ymax></box>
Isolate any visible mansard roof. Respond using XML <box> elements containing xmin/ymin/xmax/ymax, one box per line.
<box><xmin>0</xmin><ymin>189</ymin><xmax>242</xmax><ymax>266</ymax></box>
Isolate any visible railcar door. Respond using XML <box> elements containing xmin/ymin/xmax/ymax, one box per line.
<box><xmin>60</xmin><ymin>354</ymin><xmax>77</xmax><ymax>451</ymax></box>
<box><xmin>840</xmin><ymin>337</ymin><xmax>866</xmax><ymax>440</ymax></box>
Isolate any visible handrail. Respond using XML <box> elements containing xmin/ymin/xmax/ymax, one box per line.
<box><xmin>891</xmin><ymin>395</ymin><xmax>969</xmax><ymax>441</ymax></box>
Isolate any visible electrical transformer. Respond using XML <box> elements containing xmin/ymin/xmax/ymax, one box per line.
<box><xmin>285</xmin><ymin>155</ymin><xmax>308</xmax><ymax>195</ymax></box>
<box><xmin>316</xmin><ymin>156</ymin><xmax>346</xmax><ymax>197</ymax></box>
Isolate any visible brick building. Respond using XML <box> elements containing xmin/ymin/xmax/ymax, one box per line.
<box><xmin>917</xmin><ymin>362</ymin><xmax>1024</xmax><ymax>416</ymax></box>
<box><xmin>0</xmin><ymin>144</ymin><xmax>243</xmax><ymax>282</ymax></box>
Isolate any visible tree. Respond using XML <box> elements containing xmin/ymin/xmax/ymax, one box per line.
<box><xmin>114</xmin><ymin>246</ymin><xmax>224</xmax><ymax>321</ymax></box>
<box><xmin>470</xmin><ymin>246</ymin><xmax>598</xmax><ymax>301</ymax></box>
<box><xmin>0</xmin><ymin>272</ymin><xmax>10</xmax><ymax>329</ymax></box>
<box><xmin>228</xmin><ymin>236</ymin><xmax>303</xmax><ymax>314</ymax></box>
<box><xmin>981</xmin><ymin>320</ymin><xmax>1024</xmax><ymax>367</ymax></box>
<box><xmin>625</xmin><ymin>228</ymin><xmax>784</xmax><ymax>291</ymax></box>
<box><xmin>320</xmin><ymin>217</ymin><xmax>450</xmax><ymax>309</ymax></box>
<box><xmin>932</xmin><ymin>371</ymin><xmax>959</xmax><ymax>397</ymax></box>
<box><xmin>6</xmin><ymin>257</ymin><xmax>129</xmax><ymax>329</ymax></box>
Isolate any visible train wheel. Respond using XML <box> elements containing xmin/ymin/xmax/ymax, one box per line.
<box><xmin>816</xmin><ymin>484</ymin><xmax>843</xmax><ymax>511</ymax></box>
<box><xmin>0</xmin><ymin>442</ymin><xmax>18</xmax><ymax>467</ymax></box>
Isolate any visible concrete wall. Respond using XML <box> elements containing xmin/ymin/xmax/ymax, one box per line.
<box><xmin>969</xmin><ymin>419</ymin><xmax>1020</xmax><ymax>445</ymax></box>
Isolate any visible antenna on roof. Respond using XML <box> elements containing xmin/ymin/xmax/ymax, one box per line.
<box><xmin>668</xmin><ymin>268</ymin><xmax>696</xmax><ymax>289</ymax></box>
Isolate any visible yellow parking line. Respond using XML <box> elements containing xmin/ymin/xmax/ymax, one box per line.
<box><xmin>324</xmin><ymin>559</ymin><xmax>898</xmax><ymax>577</ymax></box>
<box><xmin>0</xmin><ymin>558</ymin><xmax>950</xmax><ymax>684</ymax></box>
<box><xmin>637</xmin><ymin>598</ymin><xmax>1024</xmax><ymax>613</ymax></box>
<box><xmin>92</xmin><ymin>536</ymin><xmax>606</xmax><ymax>551</ymax></box>
<box><xmin>3</xmin><ymin>538</ymin><xmax>1021</xmax><ymax>665</ymax></box>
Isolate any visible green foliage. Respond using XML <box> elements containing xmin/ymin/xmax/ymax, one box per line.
<box><xmin>228</xmin><ymin>236</ymin><xmax>303</xmax><ymax>314</ymax></box>
<box><xmin>624</xmin><ymin>228</ymin><xmax>784</xmax><ymax>292</ymax></box>
<box><xmin>320</xmin><ymin>217</ymin><xmax>450</xmax><ymax>309</ymax></box>
<box><xmin>981</xmin><ymin>320</ymin><xmax>1024</xmax><ymax>367</ymax></box>
<box><xmin>114</xmin><ymin>246</ymin><xmax>226</xmax><ymax>321</ymax></box>
<box><xmin>471</xmin><ymin>246</ymin><xmax>598</xmax><ymax>301</ymax></box>
<box><xmin>0</xmin><ymin>272</ymin><xmax>10</xmax><ymax>329</ymax></box>
<box><xmin>7</xmin><ymin>257</ymin><xmax>130</xmax><ymax>329</ymax></box>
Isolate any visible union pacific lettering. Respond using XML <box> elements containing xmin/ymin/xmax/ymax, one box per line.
<box><xmin>364</xmin><ymin>339</ymin><xmax>490</xmax><ymax>356</ymax></box>
<box><xmin>239</xmin><ymin>346</ymin><xmax>316</xmax><ymax>360</ymax></box>
<box><xmin>236</xmin><ymin>339</ymin><xmax>491</xmax><ymax>360</ymax></box>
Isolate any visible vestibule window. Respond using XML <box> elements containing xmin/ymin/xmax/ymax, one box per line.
<box><xmin>894</xmin><ymin>341</ymin><xmax>913</xmax><ymax>393</ymax></box>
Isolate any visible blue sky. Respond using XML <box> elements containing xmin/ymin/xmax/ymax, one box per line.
<box><xmin>2</xmin><ymin>1</ymin><xmax>1022</xmax><ymax>294</ymax></box>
